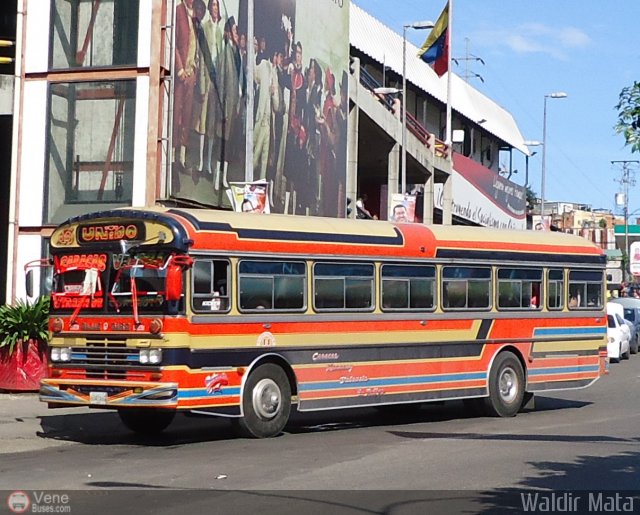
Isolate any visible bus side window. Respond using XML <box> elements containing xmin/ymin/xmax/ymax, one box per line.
<box><xmin>530</xmin><ymin>282</ymin><xmax>540</xmax><ymax>308</ymax></box>
<box><xmin>238</xmin><ymin>260</ymin><xmax>306</xmax><ymax>312</ymax></box>
<box><xmin>381</xmin><ymin>264</ymin><xmax>435</xmax><ymax>311</ymax></box>
<box><xmin>547</xmin><ymin>269</ymin><xmax>564</xmax><ymax>310</ymax></box>
<box><xmin>313</xmin><ymin>262</ymin><xmax>374</xmax><ymax>312</ymax></box>
<box><xmin>496</xmin><ymin>268</ymin><xmax>542</xmax><ymax>310</ymax></box>
<box><xmin>192</xmin><ymin>259</ymin><xmax>230</xmax><ymax>312</ymax></box>
<box><xmin>442</xmin><ymin>266</ymin><xmax>491</xmax><ymax>310</ymax></box>
<box><xmin>568</xmin><ymin>270</ymin><xmax>602</xmax><ymax>309</ymax></box>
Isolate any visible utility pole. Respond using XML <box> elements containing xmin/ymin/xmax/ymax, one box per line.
<box><xmin>613</xmin><ymin>160</ymin><xmax>640</xmax><ymax>279</ymax></box>
<box><xmin>453</xmin><ymin>37</ymin><xmax>484</xmax><ymax>83</ymax></box>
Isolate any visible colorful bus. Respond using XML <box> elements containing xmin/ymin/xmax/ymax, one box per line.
<box><xmin>35</xmin><ymin>208</ymin><xmax>608</xmax><ymax>438</ymax></box>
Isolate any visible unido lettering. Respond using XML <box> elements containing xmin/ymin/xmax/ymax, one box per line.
<box><xmin>80</xmin><ymin>224</ymin><xmax>138</xmax><ymax>242</ymax></box>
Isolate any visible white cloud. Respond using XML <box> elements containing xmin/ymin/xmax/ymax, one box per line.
<box><xmin>473</xmin><ymin>24</ymin><xmax>591</xmax><ymax>60</ymax></box>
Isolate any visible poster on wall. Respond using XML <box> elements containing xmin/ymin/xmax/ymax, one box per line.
<box><xmin>169</xmin><ymin>0</ymin><xmax>350</xmax><ymax>218</ymax></box>
<box><xmin>389</xmin><ymin>193</ymin><xmax>416</xmax><ymax>223</ymax></box>
<box><xmin>228</xmin><ymin>180</ymin><xmax>270</xmax><ymax>213</ymax></box>
<box><xmin>630</xmin><ymin>241</ymin><xmax>640</xmax><ymax>276</ymax></box>
<box><xmin>170</xmin><ymin>0</ymin><xmax>247</xmax><ymax>208</ymax></box>
<box><xmin>434</xmin><ymin>153</ymin><xmax>527</xmax><ymax>229</ymax></box>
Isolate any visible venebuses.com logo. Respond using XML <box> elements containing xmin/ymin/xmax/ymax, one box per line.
<box><xmin>6</xmin><ymin>492</ymin><xmax>29</xmax><ymax>514</ymax></box>
<box><xmin>6</xmin><ymin>491</ymin><xmax>71</xmax><ymax>513</ymax></box>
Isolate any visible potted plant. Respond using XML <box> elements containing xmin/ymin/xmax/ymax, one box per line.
<box><xmin>0</xmin><ymin>296</ymin><xmax>50</xmax><ymax>392</ymax></box>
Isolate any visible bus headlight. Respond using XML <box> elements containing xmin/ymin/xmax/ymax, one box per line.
<box><xmin>51</xmin><ymin>347</ymin><xmax>72</xmax><ymax>362</ymax></box>
<box><xmin>139</xmin><ymin>349</ymin><xmax>162</xmax><ymax>365</ymax></box>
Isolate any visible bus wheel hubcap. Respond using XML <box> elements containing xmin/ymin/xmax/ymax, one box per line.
<box><xmin>498</xmin><ymin>367</ymin><xmax>518</xmax><ymax>403</ymax></box>
<box><xmin>252</xmin><ymin>378</ymin><xmax>281</xmax><ymax>419</ymax></box>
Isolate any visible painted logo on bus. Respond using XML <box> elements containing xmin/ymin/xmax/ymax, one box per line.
<box><xmin>205</xmin><ymin>373</ymin><xmax>229</xmax><ymax>395</ymax></box>
<box><xmin>54</xmin><ymin>228</ymin><xmax>75</xmax><ymax>246</ymax></box>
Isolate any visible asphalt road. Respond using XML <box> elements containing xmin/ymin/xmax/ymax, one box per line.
<box><xmin>1</xmin><ymin>358</ymin><xmax>640</xmax><ymax>514</ymax></box>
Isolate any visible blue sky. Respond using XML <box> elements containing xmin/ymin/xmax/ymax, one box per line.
<box><xmin>356</xmin><ymin>1</ymin><xmax>640</xmax><ymax>215</ymax></box>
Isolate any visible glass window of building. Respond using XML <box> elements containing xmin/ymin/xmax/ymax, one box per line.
<box><xmin>50</xmin><ymin>0</ymin><xmax>139</xmax><ymax>69</ymax></box>
<box><xmin>45</xmin><ymin>80</ymin><xmax>136</xmax><ymax>224</ymax></box>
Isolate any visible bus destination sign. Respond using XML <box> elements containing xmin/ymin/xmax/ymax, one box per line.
<box><xmin>78</xmin><ymin>221</ymin><xmax>146</xmax><ymax>244</ymax></box>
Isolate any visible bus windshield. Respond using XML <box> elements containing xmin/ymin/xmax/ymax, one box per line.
<box><xmin>51</xmin><ymin>251</ymin><xmax>183</xmax><ymax>315</ymax></box>
<box><xmin>110</xmin><ymin>254</ymin><xmax>169</xmax><ymax>313</ymax></box>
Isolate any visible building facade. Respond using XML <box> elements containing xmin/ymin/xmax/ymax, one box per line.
<box><xmin>7</xmin><ymin>0</ymin><xmax>532</xmax><ymax>302</ymax></box>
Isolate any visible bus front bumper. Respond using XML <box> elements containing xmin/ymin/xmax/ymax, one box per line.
<box><xmin>39</xmin><ymin>378</ymin><xmax>179</xmax><ymax>408</ymax></box>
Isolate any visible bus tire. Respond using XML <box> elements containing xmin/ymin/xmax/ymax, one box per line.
<box><xmin>237</xmin><ymin>364</ymin><xmax>291</xmax><ymax>438</ymax></box>
<box><xmin>484</xmin><ymin>351</ymin><xmax>524</xmax><ymax>418</ymax></box>
<box><xmin>118</xmin><ymin>408</ymin><xmax>175</xmax><ymax>434</ymax></box>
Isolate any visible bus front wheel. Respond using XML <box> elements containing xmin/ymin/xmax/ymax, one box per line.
<box><xmin>484</xmin><ymin>351</ymin><xmax>524</xmax><ymax>417</ymax></box>
<box><xmin>118</xmin><ymin>408</ymin><xmax>176</xmax><ymax>434</ymax></box>
<box><xmin>237</xmin><ymin>364</ymin><xmax>291</xmax><ymax>438</ymax></box>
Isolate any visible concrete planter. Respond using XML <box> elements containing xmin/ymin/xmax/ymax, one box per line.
<box><xmin>0</xmin><ymin>339</ymin><xmax>48</xmax><ymax>392</ymax></box>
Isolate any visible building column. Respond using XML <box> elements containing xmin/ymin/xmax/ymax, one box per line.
<box><xmin>387</xmin><ymin>142</ymin><xmax>400</xmax><ymax>219</ymax></box>
<box><xmin>423</xmin><ymin>173</ymin><xmax>434</xmax><ymax>224</ymax></box>
<box><xmin>442</xmin><ymin>173</ymin><xmax>453</xmax><ymax>225</ymax></box>
<box><xmin>346</xmin><ymin>58</ymin><xmax>360</xmax><ymax>219</ymax></box>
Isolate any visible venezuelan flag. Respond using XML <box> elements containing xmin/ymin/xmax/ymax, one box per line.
<box><xmin>417</xmin><ymin>3</ymin><xmax>449</xmax><ymax>77</ymax></box>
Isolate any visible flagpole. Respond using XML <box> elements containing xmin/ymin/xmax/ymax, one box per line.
<box><xmin>445</xmin><ymin>0</ymin><xmax>452</xmax><ymax>146</ymax></box>
<box><xmin>444</xmin><ymin>0</ymin><xmax>453</xmax><ymax>226</ymax></box>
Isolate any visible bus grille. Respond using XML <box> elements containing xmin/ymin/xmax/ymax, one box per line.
<box><xmin>71</xmin><ymin>340</ymin><xmax>140</xmax><ymax>380</ymax></box>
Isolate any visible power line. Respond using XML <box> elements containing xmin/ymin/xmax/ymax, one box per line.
<box><xmin>612</xmin><ymin>159</ymin><xmax>639</xmax><ymax>278</ymax></box>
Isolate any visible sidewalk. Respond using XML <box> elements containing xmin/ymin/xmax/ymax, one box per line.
<box><xmin>0</xmin><ymin>392</ymin><xmax>81</xmax><ymax>454</ymax></box>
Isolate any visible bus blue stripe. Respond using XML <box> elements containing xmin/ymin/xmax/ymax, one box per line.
<box><xmin>178</xmin><ymin>388</ymin><xmax>241</xmax><ymax>398</ymax></box>
<box><xmin>529</xmin><ymin>365</ymin><xmax>600</xmax><ymax>375</ymax></box>
<box><xmin>534</xmin><ymin>327</ymin><xmax>606</xmax><ymax>336</ymax></box>
<box><xmin>298</xmin><ymin>372</ymin><xmax>487</xmax><ymax>392</ymax></box>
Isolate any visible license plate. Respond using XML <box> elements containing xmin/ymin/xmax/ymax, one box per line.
<box><xmin>89</xmin><ymin>391</ymin><xmax>108</xmax><ymax>405</ymax></box>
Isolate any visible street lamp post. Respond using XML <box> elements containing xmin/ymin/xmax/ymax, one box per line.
<box><xmin>523</xmin><ymin>140</ymin><xmax>542</xmax><ymax>188</ymax></box>
<box><xmin>402</xmin><ymin>21</ymin><xmax>434</xmax><ymax>195</ymax></box>
<box><xmin>540</xmin><ymin>92</ymin><xmax>567</xmax><ymax>228</ymax></box>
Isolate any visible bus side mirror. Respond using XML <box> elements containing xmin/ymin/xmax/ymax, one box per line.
<box><xmin>25</xmin><ymin>270</ymin><xmax>33</xmax><ymax>297</ymax></box>
<box><xmin>166</xmin><ymin>264</ymin><xmax>183</xmax><ymax>302</ymax></box>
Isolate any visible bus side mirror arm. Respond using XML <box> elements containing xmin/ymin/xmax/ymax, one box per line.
<box><xmin>23</xmin><ymin>258</ymin><xmax>53</xmax><ymax>298</ymax></box>
<box><xmin>25</xmin><ymin>270</ymin><xmax>33</xmax><ymax>297</ymax></box>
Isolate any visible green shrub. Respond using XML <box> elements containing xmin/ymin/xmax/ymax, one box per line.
<box><xmin>0</xmin><ymin>296</ymin><xmax>50</xmax><ymax>356</ymax></box>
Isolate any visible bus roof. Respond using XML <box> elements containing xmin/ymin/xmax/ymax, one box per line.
<box><xmin>54</xmin><ymin>207</ymin><xmax>605</xmax><ymax>266</ymax></box>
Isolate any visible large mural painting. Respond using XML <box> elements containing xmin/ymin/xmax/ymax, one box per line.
<box><xmin>170</xmin><ymin>0</ymin><xmax>350</xmax><ymax>217</ymax></box>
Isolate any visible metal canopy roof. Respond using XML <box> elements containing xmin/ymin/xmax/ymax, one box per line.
<box><xmin>350</xmin><ymin>2</ymin><xmax>531</xmax><ymax>155</ymax></box>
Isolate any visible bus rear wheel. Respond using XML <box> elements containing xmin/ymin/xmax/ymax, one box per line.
<box><xmin>484</xmin><ymin>351</ymin><xmax>524</xmax><ymax>417</ymax></box>
<box><xmin>237</xmin><ymin>363</ymin><xmax>291</xmax><ymax>438</ymax></box>
<box><xmin>118</xmin><ymin>408</ymin><xmax>176</xmax><ymax>434</ymax></box>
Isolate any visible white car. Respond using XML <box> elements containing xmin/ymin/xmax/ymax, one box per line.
<box><xmin>607</xmin><ymin>312</ymin><xmax>631</xmax><ymax>362</ymax></box>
